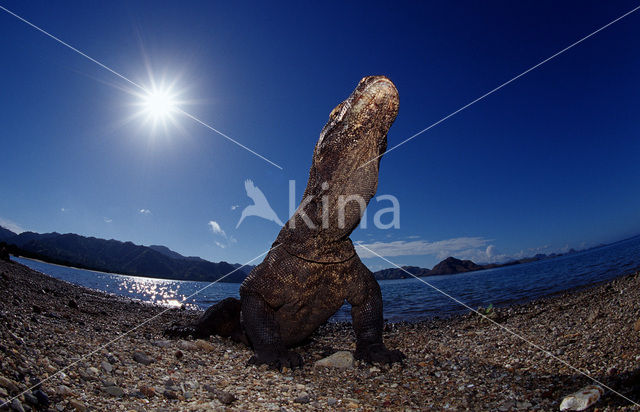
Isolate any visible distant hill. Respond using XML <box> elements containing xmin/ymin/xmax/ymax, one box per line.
<box><xmin>372</xmin><ymin>255</ymin><xmax>541</xmax><ymax>280</ymax></box>
<box><xmin>371</xmin><ymin>256</ymin><xmax>481</xmax><ymax>281</ymax></box>
<box><xmin>148</xmin><ymin>244</ymin><xmax>210</xmax><ymax>262</ymax></box>
<box><xmin>429</xmin><ymin>256</ymin><xmax>483</xmax><ymax>275</ymax></box>
<box><xmin>0</xmin><ymin>226</ymin><xmax>17</xmax><ymax>242</ymax></box>
<box><xmin>148</xmin><ymin>244</ymin><xmax>189</xmax><ymax>260</ymax></box>
<box><xmin>374</xmin><ymin>266</ymin><xmax>431</xmax><ymax>280</ymax></box>
<box><xmin>0</xmin><ymin>227</ymin><xmax>251</xmax><ymax>283</ymax></box>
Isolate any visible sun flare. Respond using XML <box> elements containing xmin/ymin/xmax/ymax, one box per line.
<box><xmin>143</xmin><ymin>88</ymin><xmax>178</xmax><ymax>120</ymax></box>
<box><xmin>130</xmin><ymin>80</ymin><xmax>185</xmax><ymax>135</ymax></box>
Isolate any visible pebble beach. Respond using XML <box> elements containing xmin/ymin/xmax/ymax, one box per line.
<box><xmin>1</xmin><ymin>258</ymin><xmax>640</xmax><ymax>411</ymax></box>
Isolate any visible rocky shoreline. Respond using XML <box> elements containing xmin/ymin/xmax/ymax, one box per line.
<box><xmin>1</xmin><ymin>259</ymin><xmax>640</xmax><ymax>411</ymax></box>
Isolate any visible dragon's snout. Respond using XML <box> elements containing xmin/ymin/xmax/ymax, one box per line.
<box><xmin>356</xmin><ymin>75</ymin><xmax>399</xmax><ymax>109</ymax></box>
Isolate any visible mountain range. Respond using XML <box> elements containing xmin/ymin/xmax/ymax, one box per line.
<box><xmin>0</xmin><ymin>226</ymin><xmax>569</xmax><ymax>283</ymax></box>
<box><xmin>371</xmin><ymin>250</ymin><xmax>580</xmax><ymax>280</ymax></box>
<box><xmin>0</xmin><ymin>227</ymin><xmax>250</xmax><ymax>282</ymax></box>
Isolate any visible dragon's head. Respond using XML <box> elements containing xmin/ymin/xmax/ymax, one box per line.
<box><xmin>307</xmin><ymin>76</ymin><xmax>399</xmax><ymax>237</ymax></box>
<box><xmin>313</xmin><ymin>76</ymin><xmax>399</xmax><ymax>175</ymax></box>
<box><xmin>279</xmin><ymin>76</ymin><xmax>399</xmax><ymax>259</ymax></box>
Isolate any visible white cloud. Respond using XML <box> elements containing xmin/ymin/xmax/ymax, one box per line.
<box><xmin>215</xmin><ymin>241</ymin><xmax>226</xmax><ymax>249</ymax></box>
<box><xmin>480</xmin><ymin>244</ymin><xmax>534</xmax><ymax>263</ymax></box>
<box><xmin>231</xmin><ymin>205</ymin><xmax>240</xmax><ymax>210</ymax></box>
<box><xmin>356</xmin><ymin>236</ymin><xmax>582</xmax><ymax>265</ymax></box>
<box><xmin>355</xmin><ymin>237</ymin><xmax>491</xmax><ymax>260</ymax></box>
<box><xmin>139</xmin><ymin>209</ymin><xmax>152</xmax><ymax>215</ymax></box>
<box><xmin>208</xmin><ymin>221</ymin><xmax>227</xmax><ymax>238</ymax></box>
<box><xmin>104</xmin><ymin>217</ymin><xmax>113</xmax><ymax>223</ymax></box>
<box><xmin>60</xmin><ymin>208</ymin><xmax>68</xmax><ymax>213</ymax></box>
<box><xmin>0</xmin><ymin>217</ymin><xmax>25</xmax><ymax>234</ymax></box>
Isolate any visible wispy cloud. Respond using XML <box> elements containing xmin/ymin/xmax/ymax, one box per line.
<box><xmin>208</xmin><ymin>220</ymin><xmax>227</xmax><ymax>238</ymax></box>
<box><xmin>0</xmin><ymin>217</ymin><xmax>25</xmax><ymax>234</ymax></box>
<box><xmin>139</xmin><ymin>209</ymin><xmax>152</xmax><ymax>215</ymax></box>
<box><xmin>355</xmin><ymin>237</ymin><xmax>491</xmax><ymax>260</ymax></box>
<box><xmin>356</xmin><ymin>237</ymin><xmax>576</xmax><ymax>265</ymax></box>
<box><xmin>60</xmin><ymin>208</ymin><xmax>68</xmax><ymax>213</ymax></box>
<box><xmin>485</xmin><ymin>245</ymin><xmax>497</xmax><ymax>259</ymax></box>
<box><xmin>208</xmin><ymin>221</ymin><xmax>237</xmax><ymax>249</ymax></box>
<box><xmin>104</xmin><ymin>217</ymin><xmax>113</xmax><ymax>223</ymax></box>
<box><xmin>231</xmin><ymin>205</ymin><xmax>240</xmax><ymax>211</ymax></box>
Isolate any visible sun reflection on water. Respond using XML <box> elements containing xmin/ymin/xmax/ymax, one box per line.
<box><xmin>116</xmin><ymin>277</ymin><xmax>198</xmax><ymax>309</ymax></box>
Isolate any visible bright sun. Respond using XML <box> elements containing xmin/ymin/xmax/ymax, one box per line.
<box><xmin>131</xmin><ymin>81</ymin><xmax>183</xmax><ymax>134</ymax></box>
<box><xmin>143</xmin><ymin>89</ymin><xmax>177</xmax><ymax>120</ymax></box>
<box><xmin>127</xmin><ymin>70</ymin><xmax>189</xmax><ymax>135</ymax></box>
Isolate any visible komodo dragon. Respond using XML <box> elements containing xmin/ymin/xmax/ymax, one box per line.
<box><xmin>166</xmin><ymin>75</ymin><xmax>404</xmax><ymax>368</ymax></box>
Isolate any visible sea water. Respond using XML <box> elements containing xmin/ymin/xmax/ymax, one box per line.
<box><xmin>12</xmin><ymin>235</ymin><xmax>640</xmax><ymax>321</ymax></box>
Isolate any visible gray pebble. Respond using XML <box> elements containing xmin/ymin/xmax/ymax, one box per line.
<box><xmin>132</xmin><ymin>352</ymin><xmax>154</xmax><ymax>365</ymax></box>
<box><xmin>102</xmin><ymin>385</ymin><xmax>125</xmax><ymax>397</ymax></box>
<box><xmin>32</xmin><ymin>390</ymin><xmax>48</xmax><ymax>407</ymax></box>
<box><xmin>294</xmin><ymin>394</ymin><xmax>310</xmax><ymax>404</ymax></box>
<box><xmin>163</xmin><ymin>390</ymin><xmax>179</xmax><ymax>400</ymax></box>
<box><xmin>22</xmin><ymin>393</ymin><xmax>38</xmax><ymax>406</ymax></box>
<box><xmin>101</xmin><ymin>361</ymin><xmax>112</xmax><ymax>373</ymax></box>
<box><xmin>216</xmin><ymin>390</ymin><xmax>237</xmax><ymax>405</ymax></box>
<box><xmin>10</xmin><ymin>399</ymin><xmax>25</xmax><ymax>412</ymax></box>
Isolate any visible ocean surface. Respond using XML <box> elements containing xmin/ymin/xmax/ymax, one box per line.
<box><xmin>12</xmin><ymin>235</ymin><xmax>640</xmax><ymax>322</ymax></box>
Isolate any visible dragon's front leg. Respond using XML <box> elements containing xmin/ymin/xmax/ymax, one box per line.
<box><xmin>241</xmin><ymin>291</ymin><xmax>303</xmax><ymax>369</ymax></box>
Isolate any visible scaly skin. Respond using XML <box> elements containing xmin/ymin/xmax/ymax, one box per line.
<box><xmin>166</xmin><ymin>76</ymin><xmax>404</xmax><ymax>369</ymax></box>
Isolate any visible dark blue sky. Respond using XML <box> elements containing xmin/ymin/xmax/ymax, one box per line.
<box><xmin>1</xmin><ymin>1</ymin><xmax>638</xmax><ymax>269</ymax></box>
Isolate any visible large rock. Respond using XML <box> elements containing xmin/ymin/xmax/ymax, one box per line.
<box><xmin>178</xmin><ymin>340</ymin><xmax>198</xmax><ymax>351</ymax></box>
<box><xmin>559</xmin><ymin>385</ymin><xmax>603</xmax><ymax>411</ymax></box>
<box><xmin>314</xmin><ymin>351</ymin><xmax>354</xmax><ymax>368</ymax></box>
<box><xmin>195</xmin><ymin>339</ymin><xmax>215</xmax><ymax>352</ymax></box>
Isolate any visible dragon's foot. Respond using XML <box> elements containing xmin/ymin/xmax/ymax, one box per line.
<box><xmin>355</xmin><ymin>343</ymin><xmax>405</xmax><ymax>365</ymax></box>
<box><xmin>248</xmin><ymin>348</ymin><xmax>303</xmax><ymax>370</ymax></box>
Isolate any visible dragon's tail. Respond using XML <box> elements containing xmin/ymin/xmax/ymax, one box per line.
<box><xmin>164</xmin><ymin>297</ymin><xmax>248</xmax><ymax>345</ymax></box>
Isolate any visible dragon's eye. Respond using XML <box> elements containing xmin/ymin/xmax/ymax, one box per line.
<box><xmin>329</xmin><ymin>102</ymin><xmax>344</xmax><ymax>121</ymax></box>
